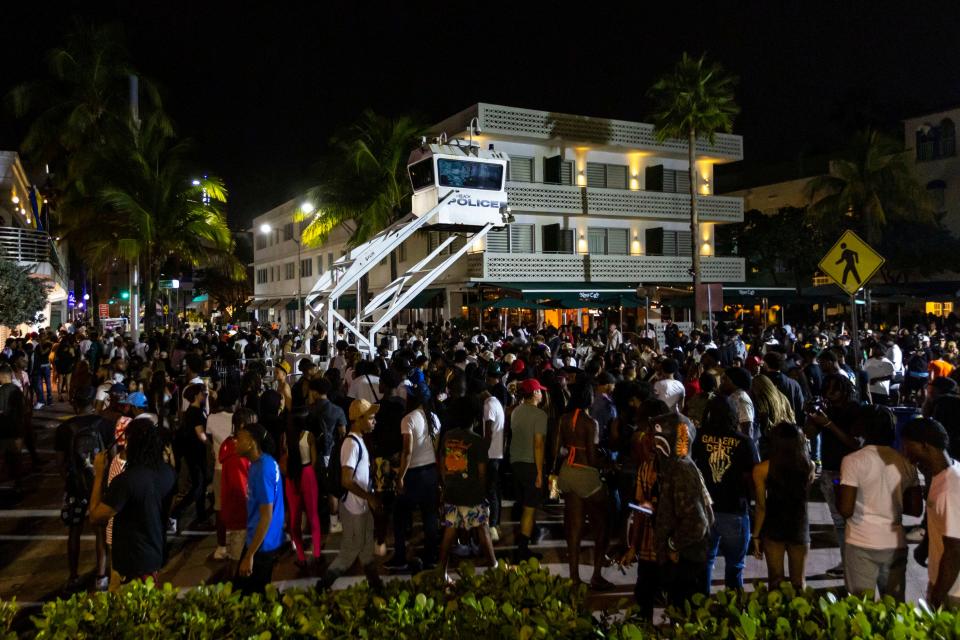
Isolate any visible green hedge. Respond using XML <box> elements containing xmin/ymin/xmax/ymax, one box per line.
<box><xmin>6</xmin><ymin>562</ymin><xmax>960</xmax><ymax>639</ymax></box>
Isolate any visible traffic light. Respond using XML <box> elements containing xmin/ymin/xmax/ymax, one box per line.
<box><xmin>121</xmin><ymin>290</ymin><xmax>130</xmax><ymax>300</ymax></box>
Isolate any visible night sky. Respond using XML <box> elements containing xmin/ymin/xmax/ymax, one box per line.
<box><xmin>1</xmin><ymin>1</ymin><xmax>957</xmax><ymax>227</ymax></box>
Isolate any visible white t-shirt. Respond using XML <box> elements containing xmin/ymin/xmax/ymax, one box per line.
<box><xmin>840</xmin><ymin>445</ymin><xmax>919</xmax><ymax>550</ymax></box>
<box><xmin>95</xmin><ymin>382</ymin><xmax>113</xmax><ymax>407</ymax></box>
<box><xmin>340</xmin><ymin>434</ymin><xmax>371</xmax><ymax>515</ymax></box>
<box><xmin>484</xmin><ymin>396</ymin><xmax>506</xmax><ymax>459</ymax></box>
<box><xmin>863</xmin><ymin>357</ymin><xmax>895</xmax><ymax>396</ymax></box>
<box><xmin>206</xmin><ymin>411</ymin><xmax>234</xmax><ymax>470</ymax></box>
<box><xmin>927</xmin><ymin>460</ymin><xmax>960</xmax><ymax>598</ymax></box>
<box><xmin>348</xmin><ymin>374</ymin><xmax>381</xmax><ymax>404</ymax></box>
<box><xmin>729</xmin><ymin>389</ymin><xmax>755</xmax><ymax>428</ymax></box>
<box><xmin>401</xmin><ymin>408</ymin><xmax>440</xmax><ymax>469</ymax></box>
<box><xmin>654</xmin><ymin>378</ymin><xmax>686</xmax><ymax>412</ymax></box>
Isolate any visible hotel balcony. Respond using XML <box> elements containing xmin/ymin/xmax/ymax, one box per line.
<box><xmin>506</xmin><ymin>182</ymin><xmax>743</xmax><ymax>223</ymax></box>
<box><xmin>0</xmin><ymin>226</ymin><xmax>66</xmax><ymax>282</ymax></box>
<box><xmin>467</xmin><ymin>252</ymin><xmax>744</xmax><ymax>283</ymax></box>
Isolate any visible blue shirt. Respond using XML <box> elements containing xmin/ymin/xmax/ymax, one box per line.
<box><xmin>246</xmin><ymin>453</ymin><xmax>285</xmax><ymax>553</ymax></box>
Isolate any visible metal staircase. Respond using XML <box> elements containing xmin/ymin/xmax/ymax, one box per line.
<box><xmin>303</xmin><ymin>191</ymin><xmax>496</xmax><ymax>358</ymax></box>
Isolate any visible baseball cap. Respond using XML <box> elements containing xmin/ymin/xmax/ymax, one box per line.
<box><xmin>519</xmin><ymin>378</ymin><xmax>547</xmax><ymax>395</ymax></box>
<box><xmin>486</xmin><ymin>362</ymin><xmax>503</xmax><ymax>378</ymax></box>
<box><xmin>349</xmin><ymin>398</ymin><xmax>379</xmax><ymax>423</ymax></box>
<box><xmin>127</xmin><ymin>391</ymin><xmax>148</xmax><ymax>408</ymax></box>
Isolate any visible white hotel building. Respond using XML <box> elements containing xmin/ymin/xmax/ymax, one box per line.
<box><xmin>250</xmin><ymin>104</ymin><xmax>745</xmax><ymax>331</ymax></box>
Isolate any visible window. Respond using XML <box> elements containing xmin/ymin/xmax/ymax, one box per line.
<box><xmin>399</xmin><ymin>241</ymin><xmax>407</xmax><ymax>262</ymax></box>
<box><xmin>299</xmin><ymin>218</ymin><xmax>311</xmax><ymax>233</ymax></box>
<box><xmin>917</xmin><ymin>119</ymin><xmax>958</xmax><ymax>161</ymax></box>
<box><xmin>587</xmin><ymin>228</ymin><xmax>607</xmax><ymax>254</ymax></box>
<box><xmin>645</xmin><ymin>165</ymin><xmax>690</xmax><ymax>193</ymax></box>
<box><xmin>328</xmin><ymin>252</ymin><xmax>334</xmax><ymax>271</ymax></box>
<box><xmin>508</xmin><ymin>156</ymin><xmax>534</xmax><ymax>182</ymax></box>
<box><xmin>284</xmin><ymin>262</ymin><xmax>295</xmax><ymax>280</ymax></box>
<box><xmin>486</xmin><ymin>224</ymin><xmax>534</xmax><ymax>253</ymax></box>
<box><xmin>586</xmin><ymin>163</ymin><xmax>630</xmax><ymax>189</ymax></box>
<box><xmin>486</xmin><ymin>227</ymin><xmax>509</xmax><ymax>253</ymax></box>
<box><xmin>409</xmin><ymin>158</ymin><xmax>435</xmax><ymax>191</ymax></box>
<box><xmin>283</xmin><ymin>223</ymin><xmax>294</xmax><ymax>241</ymax></box>
<box><xmin>437</xmin><ymin>158</ymin><xmax>503</xmax><ymax>190</ymax></box>
<box><xmin>255</xmin><ymin>235</ymin><xmax>267</xmax><ymax>250</ymax></box>
<box><xmin>510</xmin><ymin>224</ymin><xmax>534</xmax><ymax>253</ymax></box>
<box><xmin>300</xmin><ymin>258</ymin><xmax>312</xmax><ymax>278</ymax></box>
<box><xmin>928</xmin><ymin>180</ymin><xmax>947</xmax><ymax>212</ymax></box>
<box><xmin>543</xmin><ymin>157</ymin><xmax>574</xmax><ymax>185</ymax></box>
<box><xmin>607</xmin><ymin>228</ymin><xmax>629</xmax><ymax>255</ymax></box>
<box><xmin>542</xmin><ymin>224</ymin><xmax>574</xmax><ymax>253</ymax></box>
<box><xmin>269</xmin><ymin>267</ymin><xmax>275</xmax><ymax>282</ymax></box>
<box><xmin>316</xmin><ymin>255</ymin><xmax>323</xmax><ymax>274</ymax></box>
<box><xmin>645</xmin><ymin>228</ymin><xmax>692</xmax><ymax>256</ymax></box>
<box><xmin>256</xmin><ymin>268</ymin><xmax>268</xmax><ymax>284</ymax></box>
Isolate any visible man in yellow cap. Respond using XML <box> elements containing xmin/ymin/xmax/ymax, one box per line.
<box><xmin>317</xmin><ymin>398</ymin><xmax>383</xmax><ymax>590</ymax></box>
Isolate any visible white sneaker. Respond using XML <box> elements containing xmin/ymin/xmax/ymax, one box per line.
<box><xmin>34</xmin><ymin>402</ymin><xmax>44</xmax><ymax>410</ymax></box>
<box><xmin>329</xmin><ymin>519</ymin><xmax>343</xmax><ymax>534</ymax></box>
<box><xmin>489</xmin><ymin>526</ymin><xmax>500</xmax><ymax>543</ymax></box>
<box><xmin>166</xmin><ymin>518</ymin><xmax>178</xmax><ymax>535</ymax></box>
<box><xmin>375</xmin><ymin>543</ymin><xmax>387</xmax><ymax>557</ymax></box>
<box><xmin>213</xmin><ymin>546</ymin><xmax>229</xmax><ymax>560</ymax></box>
<box><xmin>906</xmin><ymin>527</ymin><xmax>926</xmax><ymax>543</ymax></box>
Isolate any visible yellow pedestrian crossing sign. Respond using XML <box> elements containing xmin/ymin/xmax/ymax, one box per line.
<box><xmin>818</xmin><ymin>230</ymin><xmax>885</xmax><ymax>295</ymax></box>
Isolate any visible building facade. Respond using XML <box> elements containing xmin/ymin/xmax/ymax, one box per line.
<box><xmin>904</xmin><ymin>106</ymin><xmax>960</xmax><ymax>236</ymax></box>
<box><xmin>252</xmin><ymin>103</ymin><xmax>745</xmax><ymax>330</ymax></box>
<box><xmin>0</xmin><ymin>151</ymin><xmax>69</xmax><ymax>336</ymax></box>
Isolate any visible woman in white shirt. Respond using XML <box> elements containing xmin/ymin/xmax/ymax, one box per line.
<box><xmin>389</xmin><ymin>392</ymin><xmax>441</xmax><ymax>570</ymax></box>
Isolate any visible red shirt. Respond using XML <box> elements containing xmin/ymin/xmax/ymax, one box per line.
<box><xmin>218</xmin><ymin>437</ymin><xmax>251</xmax><ymax>530</ymax></box>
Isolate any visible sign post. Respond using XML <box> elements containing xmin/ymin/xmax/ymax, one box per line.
<box><xmin>818</xmin><ymin>230</ymin><xmax>885</xmax><ymax>370</ymax></box>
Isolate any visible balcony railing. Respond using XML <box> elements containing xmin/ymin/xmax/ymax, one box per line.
<box><xmin>467</xmin><ymin>252</ymin><xmax>744</xmax><ymax>283</ymax></box>
<box><xmin>505</xmin><ymin>182</ymin><xmax>744</xmax><ymax>223</ymax></box>
<box><xmin>0</xmin><ymin>226</ymin><xmax>65</xmax><ymax>280</ymax></box>
<box><xmin>436</xmin><ymin>104</ymin><xmax>744</xmax><ymax>160</ymax></box>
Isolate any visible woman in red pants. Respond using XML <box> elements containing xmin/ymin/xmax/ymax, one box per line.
<box><xmin>282</xmin><ymin>410</ymin><xmax>323</xmax><ymax>572</ymax></box>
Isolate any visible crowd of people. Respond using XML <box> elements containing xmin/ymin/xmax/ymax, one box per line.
<box><xmin>3</xmin><ymin>312</ymin><xmax>960</xmax><ymax>613</ymax></box>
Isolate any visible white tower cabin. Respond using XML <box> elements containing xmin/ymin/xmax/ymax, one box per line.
<box><xmin>408</xmin><ymin>142</ymin><xmax>510</xmax><ymax>226</ymax></box>
<box><xmin>301</xmin><ymin>137</ymin><xmax>510</xmax><ymax>360</ymax></box>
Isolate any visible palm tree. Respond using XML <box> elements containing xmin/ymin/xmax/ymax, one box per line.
<box><xmin>302</xmin><ymin>110</ymin><xmax>427</xmax><ymax>254</ymax></box>
<box><xmin>69</xmin><ymin>115</ymin><xmax>240</xmax><ymax>330</ymax></box>
<box><xmin>648</xmin><ymin>52</ymin><xmax>739</xmax><ymax>323</ymax></box>
<box><xmin>7</xmin><ymin>21</ymin><xmax>169</xmax><ymax>197</ymax></box>
<box><xmin>806</xmin><ymin>129</ymin><xmax>933</xmax><ymax>247</ymax></box>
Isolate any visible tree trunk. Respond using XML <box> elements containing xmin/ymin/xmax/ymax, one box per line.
<box><xmin>688</xmin><ymin>129</ymin><xmax>702</xmax><ymax>327</ymax></box>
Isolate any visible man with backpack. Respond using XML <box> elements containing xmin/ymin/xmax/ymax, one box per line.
<box><xmin>317</xmin><ymin>398</ymin><xmax>383</xmax><ymax>590</ymax></box>
<box><xmin>0</xmin><ymin>365</ymin><xmax>25</xmax><ymax>494</ymax></box>
<box><xmin>54</xmin><ymin>388</ymin><xmax>114</xmax><ymax>592</ymax></box>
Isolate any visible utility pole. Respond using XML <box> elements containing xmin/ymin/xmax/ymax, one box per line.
<box><xmin>129</xmin><ymin>75</ymin><xmax>141</xmax><ymax>341</ymax></box>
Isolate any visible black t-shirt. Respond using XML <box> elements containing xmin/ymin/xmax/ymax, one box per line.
<box><xmin>692</xmin><ymin>429</ymin><xmax>758</xmax><ymax>514</ymax></box>
<box><xmin>820</xmin><ymin>401</ymin><xmax>860</xmax><ymax>471</ymax></box>
<box><xmin>372</xmin><ymin>396</ymin><xmax>405</xmax><ymax>459</ymax></box>
<box><xmin>178</xmin><ymin>406</ymin><xmax>207</xmax><ymax>460</ymax></box>
<box><xmin>104</xmin><ymin>464</ymin><xmax>177</xmax><ymax>577</ymax></box>
<box><xmin>439</xmin><ymin>427</ymin><xmax>487</xmax><ymax>506</ymax></box>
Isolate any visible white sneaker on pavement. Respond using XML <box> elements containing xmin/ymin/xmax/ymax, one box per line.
<box><xmin>489</xmin><ymin>526</ymin><xmax>500</xmax><ymax>543</ymax></box>
<box><xmin>330</xmin><ymin>519</ymin><xmax>343</xmax><ymax>534</ymax></box>
<box><xmin>213</xmin><ymin>546</ymin><xmax>229</xmax><ymax>560</ymax></box>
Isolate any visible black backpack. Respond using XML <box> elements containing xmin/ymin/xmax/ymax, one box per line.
<box><xmin>70</xmin><ymin>416</ymin><xmax>106</xmax><ymax>495</ymax></box>
<box><xmin>336</xmin><ymin>434</ymin><xmax>364</xmax><ymax>502</ymax></box>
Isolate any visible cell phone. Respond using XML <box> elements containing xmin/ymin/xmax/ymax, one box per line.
<box><xmin>628</xmin><ymin>502</ymin><xmax>653</xmax><ymax>515</ymax></box>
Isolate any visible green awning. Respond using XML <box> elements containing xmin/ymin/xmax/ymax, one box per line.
<box><xmin>334</xmin><ymin>294</ymin><xmax>357</xmax><ymax>309</ymax></box>
<box><xmin>285</xmin><ymin>297</ymin><xmax>304</xmax><ymax>310</ymax></box>
<box><xmin>406</xmin><ymin>288</ymin><xmax>444</xmax><ymax>308</ymax></box>
<box><xmin>191</xmin><ymin>294</ymin><xmax>209</xmax><ymax>303</ymax></box>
